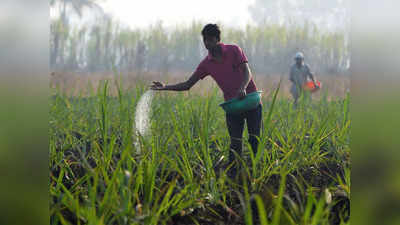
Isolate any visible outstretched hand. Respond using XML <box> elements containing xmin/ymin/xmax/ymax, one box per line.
<box><xmin>150</xmin><ymin>81</ymin><xmax>165</xmax><ymax>90</ymax></box>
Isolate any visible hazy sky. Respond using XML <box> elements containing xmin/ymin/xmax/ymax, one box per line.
<box><xmin>99</xmin><ymin>0</ymin><xmax>256</xmax><ymax>28</ymax></box>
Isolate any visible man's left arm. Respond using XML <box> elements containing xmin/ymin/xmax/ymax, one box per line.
<box><xmin>307</xmin><ymin>65</ymin><xmax>318</xmax><ymax>87</ymax></box>
<box><xmin>237</xmin><ymin>62</ymin><xmax>252</xmax><ymax>99</ymax></box>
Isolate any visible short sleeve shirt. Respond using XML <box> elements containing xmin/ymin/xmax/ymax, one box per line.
<box><xmin>290</xmin><ymin>63</ymin><xmax>312</xmax><ymax>86</ymax></box>
<box><xmin>194</xmin><ymin>43</ymin><xmax>258</xmax><ymax>101</ymax></box>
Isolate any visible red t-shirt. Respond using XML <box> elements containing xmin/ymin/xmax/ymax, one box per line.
<box><xmin>194</xmin><ymin>43</ymin><xmax>258</xmax><ymax>101</ymax></box>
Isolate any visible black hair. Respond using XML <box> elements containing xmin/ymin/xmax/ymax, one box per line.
<box><xmin>201</xmin><ymin>24</ymin><xmax>221</xmax><ymax>41</ymax></box>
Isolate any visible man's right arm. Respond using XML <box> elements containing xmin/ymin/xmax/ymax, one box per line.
<box><xmin>151</xmin><ymin>71</ymin><xmax>202</xmax><ymax>91</ymax></box>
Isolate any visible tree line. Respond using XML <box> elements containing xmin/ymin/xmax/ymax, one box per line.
<box><xmin>50</xmin><ymin>17</ymin><xmax>349</xmax><ymax>76</ymax></box>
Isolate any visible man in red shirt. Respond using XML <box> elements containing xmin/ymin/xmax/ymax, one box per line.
<box><xmin>151</xmin><ymin>24</ymin><xmax>262</xmax><ymax>175</ymax></box>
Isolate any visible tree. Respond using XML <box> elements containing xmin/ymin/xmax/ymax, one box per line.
<box><xmin>50</xmin><ymin>0</ymin><xmax>104</xmax><ymax>70</ymax></box>
<box><xmin>50</xmin><ymin>0</ymin><xmax>104</xmax><ymax>25</ymax></box>
<box><xmin>248</xmin><ymin>0</ymin><xmax>294</xmax><ymax>26</ymax></box>
<box><xmin>248</xmin><ymin>0</ymin><xmax>348</xmax><ymax>31</ymax></box>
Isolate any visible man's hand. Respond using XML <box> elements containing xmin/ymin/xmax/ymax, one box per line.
<box><xmin>150</xmin><ymin>81</ymin><xmax>165</xmax><ymax>90</ymax></box>
<box><xmin>313</xmin><ymin>81</ymin><xmax>320</xmax><ymax>89</ymax></box>
<box><xmin>237</xmin><ymin>88</ymin><xmax>246</xmax><ymax>100</ymax></box>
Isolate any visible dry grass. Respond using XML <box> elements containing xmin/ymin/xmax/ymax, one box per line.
<box><xmin>50</xmin><ymin>71</ymin><xmax>349</xmax><ymax>100</ymax></box>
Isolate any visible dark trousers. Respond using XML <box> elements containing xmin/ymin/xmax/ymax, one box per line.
<box><xmin>225</xmin><ymin>104</ymin><xmax>263</xmax><ymax>163</ymax></box>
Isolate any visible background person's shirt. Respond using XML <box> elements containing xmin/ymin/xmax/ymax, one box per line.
<box><xmin>194</xmin><ymin>43</ymin><xmax>257</xmax><ymax>101</ymax></box>
<box><xmin>289</xmin><ymin>63</ymin><xmax>313</xmax><ymax>87</ymax></box>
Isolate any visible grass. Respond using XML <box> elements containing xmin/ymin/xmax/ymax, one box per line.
<box><xmin>50</xmin><ymin>76</ymin><xmax>350</xmax><ymax>225</ymax></box>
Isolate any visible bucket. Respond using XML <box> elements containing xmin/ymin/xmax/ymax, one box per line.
<box><xmin>303</xmin><ymin>81</ymin><xmax>321</xmax><ymax>93</ymax></box>
<box><xmin>219</xmin><ymin>91</ymin><xmax>262</xmax><ymax>114</ymax></box>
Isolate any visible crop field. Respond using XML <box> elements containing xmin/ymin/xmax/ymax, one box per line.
<box><xmin>50</xmin><ymin>76</ymin><xmax>350</xmax><ymax>225</ymax></box>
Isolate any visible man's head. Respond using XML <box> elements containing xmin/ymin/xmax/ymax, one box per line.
<box><xmin>201</xmin><ymin>24</ymin><xmax>221</xmax><ymax>51</ymax></box>
<box><xmin>294</xmin><ymin>52</ymin><xmax>304</xmax><ymax>66</ymax></box>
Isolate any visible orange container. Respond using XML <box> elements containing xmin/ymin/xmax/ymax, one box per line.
<box><xmin>303</xmin><ymin>81</ymin><xmax>321</xmax><ymax>92</ymax></box>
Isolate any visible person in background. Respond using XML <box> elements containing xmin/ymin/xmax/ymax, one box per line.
<box><xmin>289</xmin><ymin>52</ymin><xmax>319</xmax><ymax>105</ymax></box>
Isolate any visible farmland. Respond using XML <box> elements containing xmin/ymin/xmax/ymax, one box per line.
<box><xmin>50</xmin><ymin>74</ymin><xmax>350</xmax><ymax>225</ymax></box>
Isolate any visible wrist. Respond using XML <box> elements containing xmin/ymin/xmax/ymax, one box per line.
<box><xmin>238</xmin><ymin>88</ymin><xmax>246</xmax><ymax>95</ymax></box>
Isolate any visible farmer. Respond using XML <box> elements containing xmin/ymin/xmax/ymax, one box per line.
<box><xmin>289</xmin><ymin>52</ymin><xmax>319</xmax><ymax>105</ymax></box>
<box><xmin>150</xmin><ymin>24</ymin><xmax>262</xmax><ymax>175</ymax></box>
